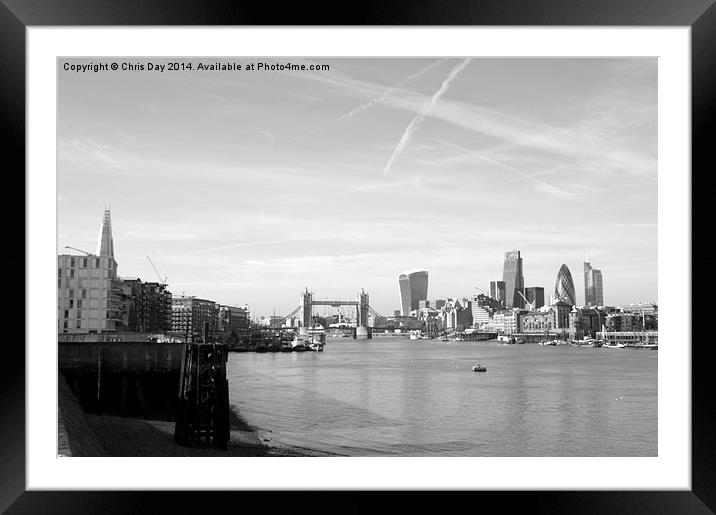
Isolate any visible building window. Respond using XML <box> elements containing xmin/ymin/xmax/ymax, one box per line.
<box><xmin>58</xmin><ymin>268</ymin><xmax>62</xmax><ymax>277</ymax></box>
<box><xmin>70</xmin><ymin>269</ymin><xmax>75</xmax><ymax>278</ymax></box>
<box><xmin>64</xmin><ymin>310</ymin><xmax>69</xmax><ymax>318</ymax></box>
<box><xmin>77</xmin><ymin>299</ymin><xmax>82</xmax><ymax>309</ymax></box>
<box><xmin>82</xmin><ymin>257</ymin><xmax>88</xmax><ymax>268</ymax></box>
<box><xmin>76</xmin><ymin>310</ymin><xmax>81</xmax><ymax>318</ymax></box>
<box><xmin>77</xmin><ymin>320</ymin><xmax>81</xmax><ymax>329</ymax></box>
<box><xmin>70</xmin><ymin>258</ymin><xmax>75</xmax><ymax>267</ymax></box>
<box><xmin>63</xmin><ymin>321</ymin><xmax>68</xmax><ymax>329</ymax></box>
<box><xmin>58</xmin><ymin>278</ymin><xmax>62</xmax><ymax>289</ymax></box>
<box><xmin>96</xmin><ymin>257</ymin><xmax>101</xmax><ymax>268</ymax></box>
<box><xmin>69</xmin><ymin>299</ymin><xmax>74</xmax><ymax>308</ymax></box>
<box><xmin>69</xmin><ymin>289</ymin><xmax>74</xmax><ymax>298</ymax></box>
<box><xmin>82</xmin><ymin>289</ymin><xmax>87</xmax><ymax>299</ymax></box>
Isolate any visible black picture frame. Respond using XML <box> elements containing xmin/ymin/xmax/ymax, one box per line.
<box><xmin>3</xmin><ymin>1</ymin><xmax>713</xmax><ymax>512</ymax></box>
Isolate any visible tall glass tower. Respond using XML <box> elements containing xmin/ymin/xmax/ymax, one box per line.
<box><xmin>555</xmin><ymin>264</ymin><xmax>577</xmax><ymax>306</ymax></box>
<box><xmin>408</xmin><ymin>270</ymin><xmax>429</xmax><ymax>311</ymax></box>
<box><xmin>398</xmin><ymin>274</ymin><xmax>411</xmax><ymax>316</ymax></box>
<box><xmin>502</xmin><ymin>250</ymin><xmax>524</xmax><ymax>308</ymax></box>
<box><xmin>584</xmin><ymin>261</ymin><xmax>604</xmax><ymax>307</ymax></box>
<box><xmin>398</xmin><ymin>270</ymin><xmax>429</xmax><ymax>315</ymax></box>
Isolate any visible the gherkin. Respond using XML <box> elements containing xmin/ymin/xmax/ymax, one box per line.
<box><xmin>554</xmin><ymin>264</ymin><xmax>576</xmax><ymax>306</ymax></box>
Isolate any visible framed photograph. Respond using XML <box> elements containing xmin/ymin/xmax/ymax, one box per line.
<box><xmin>5</xmin><ymin>0</ymin><xmax>713</xmax><ymax>511</ymax></box>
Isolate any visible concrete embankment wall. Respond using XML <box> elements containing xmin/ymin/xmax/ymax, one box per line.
<box><xmin>58</xmin><ymin>373</ymin><xmax>106</xmax><ymax>457</ymax></box>
<box><xmin>59</xmin><ymin>342</ymin><xmax>183</xmax><ymax>420</ymax></box>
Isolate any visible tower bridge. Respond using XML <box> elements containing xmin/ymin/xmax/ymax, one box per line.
<box><xmin>301</xmin><ymin>288</ymin><xmax>370</xmax><ymax>329</ymax></box>
<box><xmin>275</xmin><ymin>288</ymin><xmax>377</xmax><ymax>338</ymax></box>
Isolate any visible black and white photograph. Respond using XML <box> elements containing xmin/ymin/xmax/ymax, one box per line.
<box><xmin>56</xmin><ymin>56</ymin><xmax>659</xmax><ymax>459</ymax></box>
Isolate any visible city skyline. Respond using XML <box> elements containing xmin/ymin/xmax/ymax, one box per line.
<box><xmin>58</xmin><ymin>57</ymin><xmax>657</xmax><ymax>315</ymax></box>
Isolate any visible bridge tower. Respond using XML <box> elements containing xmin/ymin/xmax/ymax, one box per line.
<box><xmin>301</xmin><ymin>288</ymin><xmax>313</xmax><ymax>328</ymax></box>
<box><xmin>357</xmin><ymin>289</ymin><xmax>369</xmax><ymax>328</ymax></box>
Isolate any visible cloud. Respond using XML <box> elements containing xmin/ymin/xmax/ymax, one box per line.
<box><xmin>382</xmin><ymin>59</ymin><xmax>471</xmax><ymax>175</ymax></box>
<box><xmin>120</xmin><ymin>226</ymin><xmax>145</xmax><ymax>239</ymax></box>
<box><xmin>338</xmin><ymin>59</ymin><xmax>444</xmax><ymax>121</ymax></box>
<box><xmin>295</xmin><ymin>63</ymin><xmax>656</xmax><ymax>183</ymax></box>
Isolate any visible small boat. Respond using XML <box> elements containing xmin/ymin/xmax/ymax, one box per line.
<box><xmin>603</xmin><ymin>343</ymin><xmax>626</xmax><ymax>349</ymax></box>
<box><xmin>472</xmin><ymin>364</ymin><xmax>487</xmax><ymax>372</ymax></box>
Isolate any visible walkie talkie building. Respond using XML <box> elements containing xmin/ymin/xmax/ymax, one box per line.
<box><xmin>398</xmin><ymin>270</ymin><xmax>429</xmax><ymax>316</ymax></box>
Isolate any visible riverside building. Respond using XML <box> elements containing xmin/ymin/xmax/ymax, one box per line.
<box><xmin>121</xmin><ymin>278</ymin><xmax>172</xmax><ymax>333</ymax></box>
<box><xmin>170</xmin><ymin>296</ymin><xmax>219</xmax><ymax>342</ymax></box>
<box><xmin>57</xmin><ymin>206</ymin><xmax>126</xmax><ymax>333</ymax></box>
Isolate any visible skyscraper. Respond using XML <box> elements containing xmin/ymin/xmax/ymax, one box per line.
<box><xmin>398</xmin><ymin>274</ymin><xmax>411</xmax><ymax>316</ymax></box>
<box><xmin>554</xmin><ymin>264</ymin><xmax>577</xmax><ymax>306</ymax></box>
<box><xmin>525</xmin><ymin>287</ymin><xmax>545</xmax><ymax>309</ymax></box>
<box><xmin>398</xmin><ymin>270</ymin><xmax>429</xmax><ymax>315</ymax></box>
<box><xmin>502</xmin><ymin>250</ymin><xmax>524</xmax><ymax>308</ymax></box>
<box><xmin>96</xmin><ymin>204</ymin><xmax>114</xmax><ymax>258</ymax></box>
<box><xmin>490</xmin><ymin>280</ymin><xmax>506</xmax><ymax>306</ymax></box>
<box><xmin>584</xmin><ymin>261</ymin><xmax>604</xmax><ymax>307</ymax></box>
<box><xmin>408</xmin><ymin>270</ymin><xmax>428</xmax><ymax>311</ymax></box>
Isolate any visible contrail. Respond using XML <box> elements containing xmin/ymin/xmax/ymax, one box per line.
<box><xmin>382</xmin><ymin>58</ymin><xmax>470</xmax><ymax>175</ymax></box>
<box><xmin>338</xmin><ymin>59</ymin><xmax>444</xmax><ymax>121</ymax></box>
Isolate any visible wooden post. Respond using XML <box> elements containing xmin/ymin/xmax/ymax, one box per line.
<box><xmin>120</xmin><ymin>374</ymin><xmax>129</xmax><ymax>417</ymax></box>
<box><xmin>96</xmin><ymin>343</ymin><xmax>102</xmax><ymax>414</ymax></box>
<box><xmin>133</xmin><ymin>376</ymin><xmax>148</xmax><ymax>420</ymax></box>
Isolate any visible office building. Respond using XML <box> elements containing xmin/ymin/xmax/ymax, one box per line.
<box><xmin>525</xmin><ymin>287</ymin><xmax>545</xmax><ymax>309</ymax></box>
<box><xmin>584</xmin><ymin>260</ymin><xmax>604</xmax><ymax>307</ymax></box>
<box><xmin>398</xmin><ymin>269</ymin><xmax>429</xmax><ymax>316</ymax></box>
<box><xmin>398</xmin><ymin>274</ymin><xmax>411</xmax><ymax>316</ymax></box>
<box><xmin>554</xmin><ymin>264</ymin><xmax>577</xmax><ymax>306</ymax></box>
<box><xmin>502</xmin><ymin>250</ymin><xmax>524</xmax><ymax>308</ymax></box>
<box><xmin>489</xmin><ymin>280</ymin><xmax>506</xmax><ymax>305</ymax></box>
<box><xmin>171</xmin><ymin>296</ymin><xmax>219</xmax><ymax>342</ymax></box>
<box><xmin>57</xmin><ymin>206</ymin><xmax>126</xmax><ymax>333</ymax></box>
<box><xmin>122</xmin><ymin>278</ymin><xmax>172</xmax><ymax>332</ymax></box>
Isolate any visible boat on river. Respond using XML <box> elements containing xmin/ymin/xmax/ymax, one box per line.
<box><xmin>472</xmin><ymin>364</ymin><xmax>487</xmax><ymax>372</ymax></box>
<box><xmin>292</xmin><ymin>325</ymin><xmax>326</xmax><ymax>351</ymax></box>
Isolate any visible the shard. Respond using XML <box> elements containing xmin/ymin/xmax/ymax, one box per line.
<box><xmin>96</xmin><ymin>205</ymin><xmax>114</xmax><ymax>258</ymax></box>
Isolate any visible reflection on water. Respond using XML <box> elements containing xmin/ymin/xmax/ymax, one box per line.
<box><xmin>227</xmin><ymin>339</ymin><xmax>657</xmax><ymax>456</ymax></box>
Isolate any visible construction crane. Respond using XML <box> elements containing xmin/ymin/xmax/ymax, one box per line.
<box><xmin>517</xmin><ymin>290</ymin><xmax>534</xmax><ymax>311</ymax></box>
<box><xmin>146</xmin><ymin>256</ymin><xmax>167</xmax><ymax>285</ymax></box>
<box><xmin>64</xmin><ymin>245</ymin><xmax>92</xmax><ymax>255</ymax></box>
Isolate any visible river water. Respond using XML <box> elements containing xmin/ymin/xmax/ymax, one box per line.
<box><xmin>227</xmin><ymin>338</ymin><xmax>657</xmax><ymax>456</ymax></box>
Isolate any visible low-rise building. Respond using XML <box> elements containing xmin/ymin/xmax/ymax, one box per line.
<box><xmin>217</xmin><ymin>305</ymin><xmax>249</xmax><ymax>342</ymax></box>
<box><xmin>171</xmin><ymin>296</ymin><xmax>219</xmax><ymax>342</ymax></box>
<box><xmin>121</xmin><ymin>278</ymin><xmax>172</xmax><ymax>333</ymax></box>
<box><xmin>520</xmin><ymin>310</ymin><xmax>555</xmax><ymax>334</ymax></box>
<box><xmin>442</xmin><ymin>298</ymin><xmax>473</xmax><ymax>331</ymax></box>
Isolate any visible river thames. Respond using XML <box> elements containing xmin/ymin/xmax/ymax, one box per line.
<box><xmin>227</xmin><ymin>338</ymin><xmax>657</xmax><ymax>456</ymax></box>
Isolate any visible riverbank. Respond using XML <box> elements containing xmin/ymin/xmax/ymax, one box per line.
<box><xmin>59</xmin><ymin>371</ymin><xmax>334</xmax><ymax>457</ymax></box>
<box><xmin>82</xmin><ymin>406</ymin><xmax>335</xmax><ymax>457</ymax></box>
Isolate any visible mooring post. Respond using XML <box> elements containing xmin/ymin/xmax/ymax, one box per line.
<box><xmin>96</xmin><ymin>343</ymin><xmax>102</xmax><ymax>414</ymax></box>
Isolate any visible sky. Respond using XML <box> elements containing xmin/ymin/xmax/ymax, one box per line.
<box><xmin>57</xmin><ymin>57</ymin><xmax>658</xmax><ymax>317</ymax></box>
